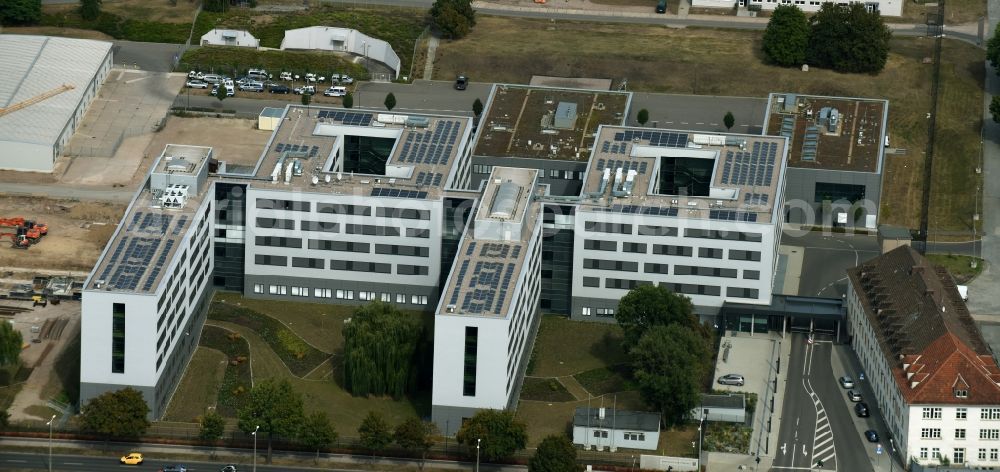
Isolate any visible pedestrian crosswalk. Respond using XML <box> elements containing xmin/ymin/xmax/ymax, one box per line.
<box><xmin>812</xmin><ymin>393</ymin><xmax>837</xmax><ymax>469</ymax></box>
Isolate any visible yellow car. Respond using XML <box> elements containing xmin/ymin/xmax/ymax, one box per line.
<box><xmin>120</xmin><ymin>452</ymin><xmax>144</xmax><ymax>465</ymax></box>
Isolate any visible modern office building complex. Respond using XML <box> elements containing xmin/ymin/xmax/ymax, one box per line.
<box><xmin>846</xmin><ymin>246</ymin><xmax>1000</xmax><ymax>467</ymax></box>
<box><xmin>82</xmin><ymin>92</ymin><xmax>793</xmax><ymax>424</ymax></box>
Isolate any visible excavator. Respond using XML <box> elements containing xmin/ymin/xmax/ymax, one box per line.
<box><xmin>0</xmin><ymin>232</ymin><xmax>32</xmax><ymax>249</ymax></box>
<box><xmin>0</xmin><ymin>217</ymin><xmax>48</xmax><ymax>248</ymax></box>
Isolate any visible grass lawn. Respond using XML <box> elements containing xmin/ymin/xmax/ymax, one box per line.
<box><xmin>163</xmin><ymin>347</ymin><xmax>228</xmax><ymax>422</ymax></box>
<box><xmin>926</xmin><ymin>253</ymin><xmax>984</xmax><ymax>284</ymax></box>
<box><xmin>44</xmin><ymin>0</ymin><xmax>201</xmax><ymax>24</ymax></box>
<box><xmin>209</xmin><ymin>300</ymin><xmax>330</xmax><ymax>376</ymax></box>
<box><xmin>658</xmin><ymin>425</ymin><xmax>699</xmax><ymax>458</ymax></box>
<box><xmin>574</xmin><ymin>364</ymin><xmax>637</xmax><ymax>396</ymax></box>
<box><xmin>40</xmin><ymin>334</ymin><xmax>80</xmax><ymax>407</ymax></box>
<box><xmin>528</xmin><ymin>315</ymin><xmax>627</xmax><ymax>377</ymax></box>
<box><xmin>520</xmin><ymin>378</ymin><xmax>576</xmax><ymax>402</ymax></box>
<box><xmin>433</xmin><ymin>17</ymin><xmax>983</xmax><ymax>231</ymax></box>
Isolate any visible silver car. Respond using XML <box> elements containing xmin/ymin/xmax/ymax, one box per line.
<box><xmin>847</xmin><ymin>390</ymin><xmax>862</xmax><ymax>402</ymax></box>
<box><xmin>718</xmin><ymin>374</ymin><xmax>745</xmax><ymax>386</ymax></box>
<box><xmin>839</xmin><ymin>376</ymin><xmax>855</xmax><ymax>389</ymax></box>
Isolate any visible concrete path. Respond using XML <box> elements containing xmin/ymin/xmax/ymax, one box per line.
<box><xmin>556</xmin><ymin>375</ymin><xmax>592</xmax><ymax>401</ymax></box>
<box><xmin>7</xmin><ymin>320</ymin><xmax>79</xmax><ymax>423</ymax></box>
<box><xmin>423</xmin><ymin>35</ymin><xmax>439</xmax><ymax>81</ymax></box>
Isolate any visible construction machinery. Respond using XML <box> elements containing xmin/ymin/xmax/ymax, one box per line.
<box><xmin>0</xmin><ymin>217</ymin><xmax>48</xmax><ymax>249</ymax></box>
<box><xmin>0</xmin><ymin>232</ymin><xmax>31</xmax><ymax>249</ymax></box>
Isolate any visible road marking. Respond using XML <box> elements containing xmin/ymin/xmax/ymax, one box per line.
<box><xmin>6</xmin><ymin>459</ymin><xmax>27</xmax><ymax>463</ymax></box>
<box><xmin>125</xmin><ymin>76</ymin><xmax>148</xmax><ymax>85</ymax></box>
<box><xmin>64</xmin><ymin>462</ymin><xmax>83</xmax><ymax>465</ymax></box>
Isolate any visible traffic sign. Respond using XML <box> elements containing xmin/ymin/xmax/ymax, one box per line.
<box><xmin>876</xmin><ymin>444</ymin><xmax>884</xmax><ymax>455</ymax></box>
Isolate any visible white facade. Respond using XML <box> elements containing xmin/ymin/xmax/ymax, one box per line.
<box><xmin>280</xmin><ymin>26</ymin><xmax>402</xmax><ymax>79</ymax></box>
<box><xmin>200</xmin><ymin>29</ymin><xmax>259</xmax><ymax>48</ymax></box>
<box><xmin>572</xmin><ymin>408</ymin><xmax>661</xmax><ymax>452</ymax></box>
<box><xmin>691</xmin><ymin>0</ymin><xmax>902</xmax><ymax>17</ymax></box>
<box><xmin>0</xmin><ymin>35</ymin><xmax>113</xmax><ymax>172</ymax></box>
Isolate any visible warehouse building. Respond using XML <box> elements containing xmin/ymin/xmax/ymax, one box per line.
<box><xmin>280</xmin><ymin>26</ymin><xmax>402</xmax><ymax>79</ymax></box>
<box><xmin>0</xmin><ymin>35</ymin><xmax>113</xmax><ymax>172</ymax></box>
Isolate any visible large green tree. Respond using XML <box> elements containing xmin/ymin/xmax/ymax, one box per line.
<box><xmin>529</xmin><ymin>435</ymin><xmax>578</xmax><ymax>472</ymax></box>
<box><xmin>79</xmin><ymin>0</ymin><xmax>101</xmax><ymax>21</ymax></box>
<box><xmin>807</xmin><ymin>3</ymin><xmax>891</xmax><ymax>73</ymax></box>
<box><xmin>0</xmin><ymin>321</ymin><xmax>22</xmax><ymax>367</ymax></box>
<box><xmin>299</xmin><ymin>412</ymin><xmax>338</xmax><ymax>463</ymax></box>
<box><xmin>0</xmin><ymin>0</ymin><xmax>42</xmax><ymax>25</ymax></box>
<box><xmin>237</xmin><ymin>379</ymin><xmax>304</xmax><ymax>463</ymax></box>
<box><xmin>455</xmin><ymin>409</ymin><xmax>528</xmax><ymax>462</ymax></box>
<box><xmin>80</xmin><ymin>387</ymin><xmax>150</xmax><ymax>439</ymax></box>
<box><xmin>988</xmin><ymin>24</ymin><xmax>1000</xmax><ymax>73</ymax></box>
<box><xmin>358</xmin><ymin>411</ymin><xmax>392</xmax><ymax>455</ymax></box>
<box><xmin>431</xmin><ymin>0</ymin><xmax>476</xmax><ymax>39</ymax></box>
<box><xmin>394</xmin><ymin>417</ymin><xmax>438</xmax><ymax>465</ymax></box>
<box><xmin>762</xmin><ymin>5</ymin><xmax>810</xmax><ymax>67</ymax></box>
<box><xmin>198</xmin><ymin>411</ymin><xmax>226</xmax><ymax>442</ymax></box>
<box><xmin>614</xmin><ymin>284</ymin><xmax>698</xmax><ymax>346</ymax></box>
<box><xmin>343</xmin><ymin>302</ymin><xmax>421</xmax><ymax>397</ymax></box>
<box><xmin>631</xmin><ymin>324</ymin><xmax>711</xmax><ymax>426</ymax></box>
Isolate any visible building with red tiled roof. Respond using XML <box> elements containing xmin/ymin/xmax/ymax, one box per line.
<box><xmin>846</xmin><ymin>246</ymin><xmax>1000</xmax><ymax>467</ymax></box>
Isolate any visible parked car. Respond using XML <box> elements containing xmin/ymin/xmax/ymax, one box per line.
<box><xmin>847</xmin><ymin>390</ymin><xmax>862</xmax><ymax>402</ymax></box>
<box><xmin>202</xmin><ymin>74</ymin><xmax>222</xmax><ymax>85</ymax></box>
<box><xmin>294</xmin><ymin>85</ymin><xmax>315</xmax><ymax>95</ymax></box>
<box><xmin>120</xmin><ymin>453</ymin><xmax>144</xmax><ymax>465</ymax></box>
<box><xmin>269</xmin><ymin>84</ymin><xmax>291</xmax><ymax>94</ymax></box>
<box><xmin>855</xmin><ymin>402</ymin><xmax>870</xmax><ymax>417</ymax></box>
<box><xmin>304</xmin><ymin>73</ymin><xmax>318</xmax><ymax>83</ymax></box>
<box><xmin>656</xmin><ymin>0</ymin><xmax>667</xmax><ymax>13</ymax></box>
<box><xmin>839</xmin><ymin>376</ymin><xmax>855</xmax><ymax>389</ymax></box>
<box><xmin>248</xmin><ymin>68</ymin><xmax>269</xmax><ymax>80</ymax></box>
<box><xmin>220</xmin><ymin>466</ymin><xmax>238</xmax><ymax>472</ymax></box>
<box><xmin>185</xmin><ymin>80</ymin><xmax>208</xmax><ymax>89</ymax></box>
<box><xmin>339</xmin><ymin>74</ymin><xmax>354</xmax><ymax>84</ymax></box>
<box><xmin>455</xmin><ymin>75</ymin><xmax>469</xmax><ymax>90</ymax></box>
<box><xmin>717</xmin><ymin>374</ymin><xmax>745</xmax><ymax>386</ymax></box>
<box><xmin>159</xmin><ymin>466</ymin><xmax>188</xmax><ymax>472</ymax></box>
<box><xmin>864</xmin><ymin>430</ymin><xmax>879</xmax><ymax>443</ymax></box>
<box><xmin>211</xmin><ymin>85</ymin><xmax>235</xmax><ymax>97</ymax></box>
<box><xmin>324</xmin><ymin>86</ymin><xmax>347</xmax><ymax>97</ymax></box>
<box><xmin>239</xmin><ymin>82</ymin><xmax>264</xmax><ymax>92</ymax></box>
<box><xmin>279</xmin><ymin>71</ymin><xmax>293</xmax><ymax>81</ymax></box>
<box><xmin>187</xmin><ymin>71</ymin><xmax>204</xmax><ymax>80</ymax></box>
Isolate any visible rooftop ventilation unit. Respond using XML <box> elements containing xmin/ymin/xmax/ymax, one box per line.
<box><xmin>405</xmin><ymin>116</ymin><xmax>430</xmax><ymax>128</ymax></box>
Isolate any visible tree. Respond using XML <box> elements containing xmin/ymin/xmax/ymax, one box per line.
<box><xmin>529</xmin><ymin>435</ymin><xmax>577</xmax><ymax>472</ymax></box>
<box><xmin>394</xmin><ymin>417</ymin><xmax>438</xmax><ymax>466</ymax></box>
<box><xmin>384</xmin><ymin>92</ymin><xmax>397</xmax><ymax>111</ymax></box>
<box><xmin>0</xmin><ymin>321</ymin><xmax>22</xmax><ymax>367</ymax></box>
<box><xmin>198</xmin><ymin>410</ymin><xmax>226</xmax><ymax>442</ymax></box>
<box><xmin>343</xmin><ymin>91</ymin><xmax>354</xmax><ymax>108</ymax></box>
<box><xmin>636</xmin><ymin>109</ymin><xmax>649</xmax><ymax>126</ymax></box>
<box><xmin>0</xmin><ymin>408</ymin><xmax>10</xmax><ymax>429</ymax></box>
<box><xmin>299</xmin><ymin>412</ymin><xmax>338</xmax><ymax>463</ymax></box>
<box><xmin>991</xmin><ymin>96</ymin><xmax>1000</xmax><ymax>123</ymax></box>
<box><xmin>473</xmin><ymin>98</ymin><xmax>484</xmax><ymax>117</ymax></box>
<box><xmin>631</xmin><ymin>324</ymin><xmax>711</xmax><ymax>426</ymax></box>
<box><xmin>80</xmin><ymin>387</ymin><xmax>150</xmax><ymax>439</ymax></box>
<box><xmin>301</xmin><ymin>91</ymin><xmax>311</xmax><ymax>112</ymax></box>
<box><xmin>431</xmin><ymin>0</ymin><xmax>476</xmax><ymax>39</ymax></box>
<box><xmin>988</xmin><ymin>24</ymin><xmax>1000</xmax><ymax>72</ymax></box>
<box><xmin>80</xmin><ymin>0</ymin><xmax>101</xmax><ymax>21</ymax></box>
<box><xmin>455</xmin><ymin>409</ymin><xmax>527</xmax><ymax>461</ymax></box>
<box><xmin>724</xmin><ymin>111</ymin><xmax>735</xmax><ymax>130</ymax></box>
<box><xmin>343</xmin><ymin>302</ymin><xmax>421</xmax><ymax>397</ymax></box>
<box><xmin>614</xmin><ymin>284</ymin><xmax>698</xmax><ymax>347</ymax></box>
<box><xmin>807</xmin><ymin>3</ymin><xmax>891</xmax><ymax>73</ymax></box>
<box><xmin>238</xmin><ymin>379</ymin><xmax>305</xmax><ymax>464</ymax></box>
<box><xmin>762</xmin><ymin>5</ymin><xmax>810</xmax><ymax>67</ymax></box>
<box><xmin>0</xmin><ymin>0</ymin><xmax>42</xmax><ymax>25</ymax></box>
<box><xmin>358</xmin><ymin>411</ymin><xmax>392</xmax><ymax>455</ymax></box>
<box><xmin>214</xmin><ymin>83</ymin><xmax>228</xmax><ymax>103</ymax></box>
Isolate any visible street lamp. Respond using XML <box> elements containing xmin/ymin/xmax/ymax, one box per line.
<box><xmin>46</xmin><ymin>414</ymin><xmax>56</xmax><ymax>472</ymax></box>
<box><xmin>476</xmin><ymin>438</ymin><xmax>481</xmax><ymax>472</ymax></box>
<box><xmin>252</xmin><ymin>425</ymin><xmax>260</xmax><ymax>472</ymax></box>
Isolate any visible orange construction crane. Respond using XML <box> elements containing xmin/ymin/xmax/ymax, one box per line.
<box><xmin>0</xmin><ymin>84</ymin><xmax>75</xmax><ymax>118</ymax></box>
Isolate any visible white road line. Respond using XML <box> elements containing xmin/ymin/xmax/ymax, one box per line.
<box><xmin>6</xmin><ymin>459</ymin><xmax>27</xmax><ymax>463</ymax></box>
<box><xmin>125</xmin><ymin>76</ymin><xmax>148</xmax><ymax>85</ymax></box>
<box><xmin>64</xmin><ymin>462</ymin><xmax>83</xmax><ymax>465</ymax></box>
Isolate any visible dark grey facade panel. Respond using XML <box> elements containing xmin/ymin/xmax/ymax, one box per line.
<box><xmin>783</xmin><ymin>167</ymin><xmax>882</xmax><ymax>224</ymax></box>
<box><xmin>470</xmin><ymin>155</ymin><xmax>587</xmax><ymax>196</ymax></box>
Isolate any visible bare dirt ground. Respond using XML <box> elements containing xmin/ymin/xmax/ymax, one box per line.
<box><xmin>1</xmin><ymin>26</ymin><xmax>114</xmax><ymax>41</ymax></box>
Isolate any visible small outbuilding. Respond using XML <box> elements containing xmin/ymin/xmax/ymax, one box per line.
<box><xmin>258</xmin><ymin>107</ymin><xmax>285</xmax><ymax>131</ymax></box>
<box><xmin>877</xmin><ymin>225</ymin><xmax>912</xmax><ymax>254</ymax></box>
<box><xmin>692</xmin><ymin>393</ymin><xmax>746</xmax><ymax>423</ymax></box>
<box><xmin>200</xmin><ymin>29</ymin><xmax>259</xmax><ymax>48</ymax></box>
<box><xmin>572</xmin><ymin>407</ymin><xmax>660</xmax><ymax>451</ymax></box>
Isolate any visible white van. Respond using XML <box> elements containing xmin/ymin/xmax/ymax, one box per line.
<box><xmin>248</xmin><ymin>68</ymin><xmax>269</xmax><ymax>80</ymax></box>
<box><xmin>324</xmin><ymin>86</ymin><xmax>347</xmax><ymax>97</ymax></box>
<box><xmin>202</xmin><ymin>74</ymin><xmax>222</xmax><ymax>84</ymax></box>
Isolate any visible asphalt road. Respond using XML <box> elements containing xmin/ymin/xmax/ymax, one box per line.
<box><xmin>781</xmin><ymin>231</ymin><xmax>880</xmax><ymax>298</ymax></box>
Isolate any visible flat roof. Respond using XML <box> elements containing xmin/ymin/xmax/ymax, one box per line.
<box><xmin>764</xmin><ymin>93</ymin><xmax>887</xmax><ymax>173</ymax></box>
<box><xmin>0</xmin><ymin>35</ymin><xmax>112</xmax><ymax>147</ymax></box>
<box><xmin>157</xmin><ymin>144</ymin><xmax>211</xmax><ymax>174</ymax></box>
<box><xmin>577</xmin><ymin>126</ymin><xmax>788</xmax><ymax>224</ymax></box>
<box><xmin>248</xmin><ymin>105</ymin><xmax>471</xmax><ymax>200</ymax></box>
<box><xmin>473</xmin><ymin>84</ymin><xmax>630</xmax><ymax>161</ymax></box>
<box><xmin>442</xmin><ymin>168</ymin><xmax>540</xmax><ymax>319</ymax></box>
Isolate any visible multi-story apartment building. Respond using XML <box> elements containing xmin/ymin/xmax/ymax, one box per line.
<box><xmin>80</xmin><ymin>145</ymin><xmax>216</xmax><ymax>417</ymax></box>
<box><xmin>431</xmin><ymin>167</ymin><xmax>543</xmax><ymax>432</ymax></box>
<box><xmin>846</xmin><ymin>246</ymin><xmax>1000</xmax><ymax>467</ymax></box>
<box><xmin>571</xmin><ymin>126</ymin><xmax>789</xmax><ymax>320</ymax></box>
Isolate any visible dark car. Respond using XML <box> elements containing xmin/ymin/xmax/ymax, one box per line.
<box><xmin>656</xmin><ymin>0</ymin><xmax>667</xmax><ymax>13</ymax></box>
<box><xmin>159</xmin><ymin>466</ymin><xmax>187</xmax><ymax>472</ymax></box>
<box><xmin>855</xmin><ymin>402</ymin><xmax>870</xmax><ymax>417</ymax></box>
<box><xmin>864</xmin><ymin>430</ymin><xmax>879</xmax><ymax>443</ymax></box>
<box><xmin>455</xmin><ymin>75</ymin><xmax>469</xmax><ymax>90</ymax></box>
<box><xmin>269</xmin><ymin>84</ymin><xmax>291</xmax><ymax>94</ymax></box>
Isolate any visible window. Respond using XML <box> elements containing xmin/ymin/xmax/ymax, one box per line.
<box><xmin>376</xmin><ymin>207</ymin><xmax>431</xmax><ymax>220</ymax></box>
<box><xmin>744</xmin><ymin>270</ymin><xmax>760</xmax><ymax>280</ymax></box>
<box><xmin>920</xmin><ymin>448</ymin><xmax>928</xmax><ymax>460</ymax></box>
<box><xmin>463</xmin><ymin>326</ymin><xmax>478</xmax><ymax>396</ymax></box>
<box><xmin>254</xmin><ymin>254</ymin><xmax>288</xmax><ymax>266</ymax></box>
<box><xmin>411</xmin><ymin>295</ymin><xmax>428</xmax><ymax>305</ymax></box>
<box><xmin>729</xmin><ymin>250</ymin><xmax>762</xmax><ymax>261</ymax></box>
<box><xmin>473</xmin><ymin>164</ymin><xmax>492</xmax><ymax>174</ymax></box>
<box><xmin>956</xmin><ymin>428</ymin><xmax>966</xmax><ymax>440</ymax></box>
<box><xmin>253</xmin><ymin>284</ymin><xmax>264</xmax><ymax>294</ymax></box>
<box><xmin>584</xmin><ymin>239</ymin><xmax>617</xmax><ymax>251</ymax></box>
<box><xmin>300</xmin><ymin>220</ymin><xmax>340</xmax><ymax>233</ymax></box>
<box><xmin>644</xmin><ymin>263</ymin><xmax>670</xmax><ymax>274</ymax></box>
<box><xmin>637</xmin><ymin>225</ymin><xmax>677</xmax><ymax>236</ymax></box>
<box><xmin>268</xmin><ymin>285</ymin><xmax>287</xmax><ymax>295</ymax></box>
<box><xmin>309</xmin><ymin>240</ymin><xmax>370</xmax><ymax>253</ymax></box>
<box><xmin>316</xmin><ymin>203</ymin><xmax>371</xmax><ymax>216</ymax></box>
<box><xmin>584</xmin><ymin>222</ymin><xmax>632</xmax><ymax>234</ymax></box>
<box><xmin>674</xmin><ymin>265</ymin><xmax>738</xmax><ymax>278</ymax></box>
<box><xmin>583</xmin><ymin>277</ymin><xmax>600</xmax><ymax>287</ymax></box>
<box><xmin>290</xmin><ymin>286</ymin><xmax>309</xmax><ymax>297</ymax></box>
<box><xmin>596</xmin><ymin>308</ymin><xmax>615</xmax><ymax>317</ymax></box>
<box><xmin>359</xmin><ymin>291</ymin><xmax>376</xmax><ymax>301</ymax></box>
<box><xmin>955</xmin><ymin>389</ymin><xmax>969</xmax><ymax>398</ymax></box>
<box><xmin>345</xmin><ymin>224</ymin><xmax>399</xmax><ymax>236</ymax></box>
<box><xmin>623</xmin><ymin>432</ymin><xmax>645</xmax><ymax>441</ymax></box>
<box><xmin>622</xmin><ymin>242</ymin><xmax>647</xmax><ymax>253</ymax></box>
<box><xmin>256</xmin><ymin>198</ymin><xmax>310</xmax><ymax>211</ymax></box>
<box><xmin>396</xmin><ymin>293</ymin><xmax>406</xmax><ymax>304</ymax></box>
<box><xmin>314</xmin><ymin>288</ymin><xmax>332</xmax><ymax>298</ymax></box>
<box><xmin>375</xmin><ymin>244</ymin><xmax>430</xmax><ymax>257</ymax></box>
<box><xmin>255</xmin><ymin>217</ymin><xmax>294</xmax><ymax>229</ymax></box>
<box><xmin>549</xmin><ymin>169</ymin><xmax>559</xmax><ymax>178</ymax></box>
<box><xmin>932</xmin><ymin>448</ymin><xmax>940</xmax><ymax>459</ymax></box>
<box><xmin>921</xmin><ymin>428</ymin><xmax>941</xmax><ymax>439</ymax></box>
<box><xmin>605</xmin><ymin>278</ymin><xmax>651</xmax><ymax>290</ymax></box>
<box><xmin>727</xmin><ymin>287</ymin><xmax>760</xmax><ymax>299</ymax></box>
<box><xmin>397</xmin><ymin>264</ymin><xmax>429</xmax><ymax>276</ymax></box>
<box><xmin>980</xmin><ymin>448</ymin><xmax>988</xmax><ymax>461</ymax></box>
<box><xmin>583</xmin><ymin>259</ymin><xmax>638</xmax><ymax>272</ymax></box>
<box><xmin>924</xmin><ymin>407</ymin><xmax>943</xmax><ymax>419</ymax></box>
<box><xmin>582</xmin><ymin>307</ymin><xmax>592</xmax><ymax>316</ymax></box>
<box><xmin>954</xmin><ymin>448</ymin><xmax>965</xmax><ymax>464</ymax></box>
<box><xmin>111</xmin><ymin>303</ymin><xmax>125</xmax><ymax>373</ymax></box>
<box><xmin>981</xmin><ymin>429</ymin><xmax>1000</xmax><ymax>440</ymax></box>
<box><xmin>652</xmin><ymin>244</ymin><xmax>693</xmax><ymax>256</ymax></box>
<box><xmin>292</xmin><ymin>257</ymin><xmax>324</xmax><ymax>269</ymax></box>
<box><xmin>380</xmin><ymin>293</ymin><xmax>391</xmax><ymax>302</ymax></box>
<box><xmin>592</xmin><ymin>430</ymin><xmax>609</xmax><ymax>438</ymax></box>
<box><xmin>336</xmin><ymin>289</ymin><xmax>354</xmax><ymax>300</ymax></box>
<box><xmin>982</xmin><ymin>408</ymin><xmax>1000</xmax><ymax>420</ymax></box>
<box><xmin>698</xmin><ymin>247</ymin><xmax>723</xmax><ymax>259</ymax></box>
<box><xmin>255</xmin><ymin>236</ymin><xmax>302</xmax><ymax>248</ymax></box>
<box><xmin>330</xmin><ymin>260</ymin><xmax>392</xmax><ymax>273</ymax></box>
<box><xmin>406</xmin><ymin>228</ymin><xmax>431</xmax><ymax>238</ymax></box>
<box><xmin>957</xmin><ymin>408</ymin><xmax>968</xmax><ymax>419</ymax></box>
<box><xmin>684</xmin><ymin>228</ymin><xmax>763</xmax><ymax>242</ymax></box>
<box><xmin>991</xmin><ymin>448</ymin><xmax>998</xmax><ymax>461</ymax></box>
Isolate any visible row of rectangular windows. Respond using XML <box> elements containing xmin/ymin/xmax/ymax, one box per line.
<box><xmin>584</xmin><ymin>222</ymin><xmax>763</xmax><ymax>242</ymax></box>
<box><xmin>919</xmin><ymin>428</ymin><xmax>1000</xmax><ymax>440</ymax></box>
<box><xmin>253</xmin><ymin>284</ymin><xmax>429</xmax><ymax>305</ymax></box>
<box><xmin>254</xmin><ymin>254</ymin><xmax>428</xmax><ymax>275</ymax></box>
<box><xmin>582</xmin><ymin>278</ymin><xmax>760</xmax><ymax>298</ymax></box>
<box><xmin>256</xmin><ymin>199</ymin><xmax>431</xmax><ymax>220</ymax></box>
<box><xmin>924</xmin><ymin>407</ymin><xmax>1000</xmax><ymax>420</ymax></box>
<box><xmin>256</xmin><ymin>217</ymin><xmax>430</xmax><ymax>238</ymax></box>
<box><xmin>255</xmin><ymin>236</ymin><xmax>430</xmax><ymax>257</ymax></box>
<box><xmin>582</xmin><ymin>258</ymin><xmax>758</xmax><ymax>279</ymax></box>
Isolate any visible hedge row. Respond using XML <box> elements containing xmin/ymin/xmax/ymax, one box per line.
<box><xmin>199</xmin><ymin>325</ymin><xmax>252</xmax><ymax>418</ymax></box>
